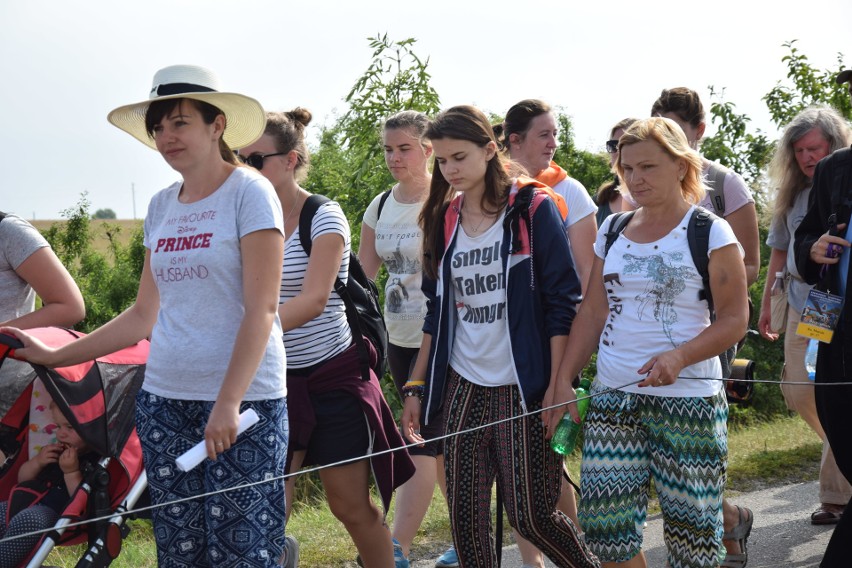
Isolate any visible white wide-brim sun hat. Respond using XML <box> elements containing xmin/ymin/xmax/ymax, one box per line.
<box><xmin>107</xmin><ymin>64</ymin><xmax>266</xmax><ymax>150</ymax></box>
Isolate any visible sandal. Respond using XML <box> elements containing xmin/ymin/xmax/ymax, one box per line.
<box><xmin>720</xmin><ymin>505</ymin><xmax>753</xmax><ymax>568</ymax></box>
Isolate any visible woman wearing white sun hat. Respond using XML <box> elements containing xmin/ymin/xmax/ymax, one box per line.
<box><xmin>2</xmin><ymin>64</ymin><xmax>289</xmax><ymax>567</ymax></box>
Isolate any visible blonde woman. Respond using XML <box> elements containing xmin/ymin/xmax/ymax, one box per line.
<box><xmin>548</xmin><ymin>118</ymin><xmax>748</xmax><ymax>568</ymax></box>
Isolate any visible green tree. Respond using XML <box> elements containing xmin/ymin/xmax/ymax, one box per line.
<box><xmin>306</xmin><ymin>35</ymin><xmax>441</xmax><ymax>421</ymax></box>
<box><xmin>764</xmin><ymin>40</ymin><xmax>852</xmax><ymax>127</ymax></box>
<box><xmin>552</xmin><ymin>111</ymin><xmax>613</xmax><ymax>199</ymax></box>
<box><xmin>308</xmin><ymin>34</ymin><xmax>441</xmax><ymax>250</ymax></box>
<box><xmin>703</xmin><ymin>40</ymin><xmax>849</xmax><ymax>191</ymax></box>
<box><xmin>92</xmin><ymin>208</ymin><xmax>117</xmax><ymax>219</ymax></box>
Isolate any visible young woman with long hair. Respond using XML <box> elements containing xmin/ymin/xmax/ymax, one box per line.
<box><xmin>401</xmin><ymin>105</ymin><xmax>599</xmax><ymax>568</ymax></box>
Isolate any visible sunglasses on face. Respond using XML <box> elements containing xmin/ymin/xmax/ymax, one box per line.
<box><xmin>238</xmin><ymin>151</ymin><xmax>286</xmax><ymax>170</ymax></box>
<box><xmin>605</xmin><ymin>139</ymin><xmax>619</xmax><ymax>154</ymax></box>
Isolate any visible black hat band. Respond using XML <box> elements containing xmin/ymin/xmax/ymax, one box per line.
<box><xmin>152</xmin><ymin>82</ymin><xmax>217</xmax><ymax>97</ymax></box>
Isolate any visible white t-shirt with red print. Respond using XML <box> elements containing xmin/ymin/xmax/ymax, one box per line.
<box><xmin>143</xmin><ymin>167</ymin><xmax>286</xmax><ymax>401</ymax></box>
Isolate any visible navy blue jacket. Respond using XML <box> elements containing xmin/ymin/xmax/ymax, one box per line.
<box><xmin>421</xmin><ymin>185</ymin><xmax>582</xmax><ymax>424</ymax></box>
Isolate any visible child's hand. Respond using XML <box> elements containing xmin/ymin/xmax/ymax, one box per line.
<box><xmin>58</xmin><ymin>445</ymin><xmax>80</xmax><ymax>474</ymax></box>
<box><xmin>35</xmin><ymin>443</ymin><xmax>63</xmax><ymax>468</ymax></box>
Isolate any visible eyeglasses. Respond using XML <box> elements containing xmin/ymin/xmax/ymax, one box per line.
<box><xmin>605</xmin><ymin>139</ymin><xmax>619</xmax><ymax>154</ymax></box>
<box><xmin>238</xmin><ymin>152</ymin><xmax>286</xmax><ymax>170</ymax></box>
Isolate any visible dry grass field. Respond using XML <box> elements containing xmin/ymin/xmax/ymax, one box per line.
<box><xmin>32</xmin><ymin>219</ymin><xmax>143</xmax><ymax>254</ymax></box>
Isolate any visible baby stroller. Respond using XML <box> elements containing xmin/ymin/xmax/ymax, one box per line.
<box><xmin>0</xmin><ymin>327</ymin><xmax>149</xmax><ymax>567</ymax></box>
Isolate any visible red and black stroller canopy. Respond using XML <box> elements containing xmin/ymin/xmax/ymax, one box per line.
<box><xmin>0</xmin><ymin>327</ymin><xmax>149</xmax><ymax>566</ymax></box>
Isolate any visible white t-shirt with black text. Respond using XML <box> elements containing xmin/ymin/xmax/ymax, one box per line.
<box><xmin>449</xmin><ymin>216</ymin><xmax>515</xmax><ymax>387</ymax></box>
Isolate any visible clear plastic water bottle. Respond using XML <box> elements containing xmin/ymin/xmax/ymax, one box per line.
<box><xmin>771</xmin><ymin>271</ymin><xmax>785</xmax><ymax>296</ymax></box>
<box><xmin>805</xmin><ymin>339</ymin><xmax>819</xmax><ymax>381</ymax></box>
<box><xmin>551</xmin><ymin>377</ymin><xmax>592</xmax><ymax>455</ymax></box>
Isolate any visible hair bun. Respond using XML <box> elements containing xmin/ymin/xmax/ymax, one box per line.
<box><xmin>287</xmin><ymin>107</ymin><xmax>313</xmax><ymax>128</ymax></box>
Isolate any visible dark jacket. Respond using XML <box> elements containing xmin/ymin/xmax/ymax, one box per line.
<box><xmin>795</xmin><ymin>147</ymin><xmax>852</xmax><ymax>287</ymax></box>
<box><xmin>794</xmin><ymin>146</ymin><xmax>852</xmax><ymax>376</ymax></box>
<box><xmin>421</xmin><ymin>184</ymin><xmax>582</xmax><ymax>424</ymax></box>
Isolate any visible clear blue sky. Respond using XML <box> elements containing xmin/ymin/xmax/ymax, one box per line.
<box><xmin>2</xmin><ymin>0</ymin><xmax>849</xmax><ymax>219</ymax></box>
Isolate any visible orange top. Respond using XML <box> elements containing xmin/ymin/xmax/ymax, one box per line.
<box><xmin>515</xmin><ymin>173</ymin><xmax>568</xmax><ymax>221</ymax></box>
<box><xmin>534</xmin><ymin>161</ymin><xmax>568</xmax><ymax>189</ymax></box>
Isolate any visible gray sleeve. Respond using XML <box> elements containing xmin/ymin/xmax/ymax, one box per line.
<box><xmin>766</xmin><ymin>211</ymin><xmax>790</xmax><ymax>251</ymax></box>
<box><xmin>0</xmin><ymin>215</ymin><xmax>49</xmax><ymax>269</ymax></box>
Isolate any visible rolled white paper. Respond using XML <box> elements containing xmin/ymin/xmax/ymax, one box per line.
<box><xmin>175</xmin><ymin>408</ymin><xmax>260</xmax><ymax>472</ymax></box>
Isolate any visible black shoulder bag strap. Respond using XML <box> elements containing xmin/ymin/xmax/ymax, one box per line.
<box><xmin>298</xmin><ymin>195</ymin><xmax>372</xmax><ymax>381</ymax></box>
<box><xmin>375</xmin><ymin>189</ymin><xmax>393</xmax><ymax>223</ymax></box>
<box><xmin>603</xmin><ymin>210</ymin><xmax>636</xmax><ymax>257</ymax></box>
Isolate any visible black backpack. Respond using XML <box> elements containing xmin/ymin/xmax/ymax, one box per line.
<box><xmin>298</xmin><ymin>194</ymin><xmax>388</xmax><ymax>382</ymax></box>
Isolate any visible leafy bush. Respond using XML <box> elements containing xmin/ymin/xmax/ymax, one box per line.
<box><xmin>41</xmin><ymin>195</ymin><xmax>144</xmax><ymax>332</ymax></box>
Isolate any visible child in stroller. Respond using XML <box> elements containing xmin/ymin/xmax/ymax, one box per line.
<box><xmin>0</xmin><ymin>400</ymin><xmax>100</xmax><ymax>565</ymax></box>
<box><xmin>0</xmin><ymin>327</ymin><xmax>148</xmax><ymax>568</ymax></box>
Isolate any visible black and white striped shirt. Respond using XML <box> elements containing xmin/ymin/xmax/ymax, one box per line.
<box><xmin>281</xmin><ymin>200</ymin><xmax>352</xmax><ymax>369</ymax></box>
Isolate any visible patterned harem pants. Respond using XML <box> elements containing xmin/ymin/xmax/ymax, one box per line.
<box><xmin>442</xmin><ymin>368</ymin><xmax>599</xmax><ymax>568</ymax></box>
<box><xmin>136</xmin><ymin>391</ymin><xmax>288</xmax><ymax>567</ymax></box>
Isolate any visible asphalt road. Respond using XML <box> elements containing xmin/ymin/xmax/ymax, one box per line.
<box><xmin>411</xmin><ymin>480</ymin><xmax>834</xmax><ymax>567</ymax></box>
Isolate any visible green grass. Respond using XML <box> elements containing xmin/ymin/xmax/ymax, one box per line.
<box><xmin>44</xmin><ymin>415</ymin><xmax>822</xmax><ymax>567</ymax></box>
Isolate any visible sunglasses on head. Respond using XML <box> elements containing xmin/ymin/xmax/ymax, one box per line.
<box><xmin>238</xmin><ymin>152</ymin><xmax>286</xmax><ymax>170</ymax></box>
<box><xmin>605</xmin><ymin>139</ymin><xmax>619</xmax><ymax>154</ymax></box>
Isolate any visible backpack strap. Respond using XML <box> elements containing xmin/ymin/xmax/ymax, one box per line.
<box><xmin>506</xmin><ymin>184</ymin><xmax>536</xmax><ymax>254</ymax></box>
<box><xmin>375</xmin><ymin>189</ymin><xmax>393</xmax><ymax>223</ymax></box>
<box><xmin>686</xmin><ymin>207</ymin><xmax>717</xmax><ymax>314</ymax></box>
<box><xmin>298</xmin><ymin>194</ymin><xmax>374</xmax><ymax>381</ymax></box>
<box><xmin>603</xmin><ymin>211</ymin><xmax>636</xmax><ymax>257</ymax></box>
<box><xmin>298</xmin><ymin>194</ymin><xmax>330</xmax><ymax>256</ymax></box>
<box><xmin>0</xmin><ymin>212</ymin><xmax>6</xmax><ymax>222</ymax></box>
<box><xmin>705</xmin><ymin>162</ymin><xmax>728</xmax><ymax>217</ymax></box>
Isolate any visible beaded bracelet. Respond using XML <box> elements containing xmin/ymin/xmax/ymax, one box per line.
<box><xmin>403</xmin><ymin>379</ymin><xmax>425</xmax><ymax>388</ymax></box>
<box><xmin>402</xmin><ymin>384</ymin><xmax>425</xmax><ymax>400</ymax></box>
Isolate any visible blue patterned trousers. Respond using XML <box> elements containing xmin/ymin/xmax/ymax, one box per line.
<box><xmin>135</xmin><ymin>391</ymin><xmax>288</xmax><ymax>567</ymax></box>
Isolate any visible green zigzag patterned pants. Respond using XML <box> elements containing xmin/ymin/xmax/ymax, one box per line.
<box><xmin>579</xmin><ymin>384</ymin><xmax>728</xmax><ymax>568</ymax></box>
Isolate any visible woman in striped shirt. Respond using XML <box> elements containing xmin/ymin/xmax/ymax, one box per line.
<box><xmin>239</xmin><ymin>108</ymin><xmax>414</xmax><ymax>568</ymax></box>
